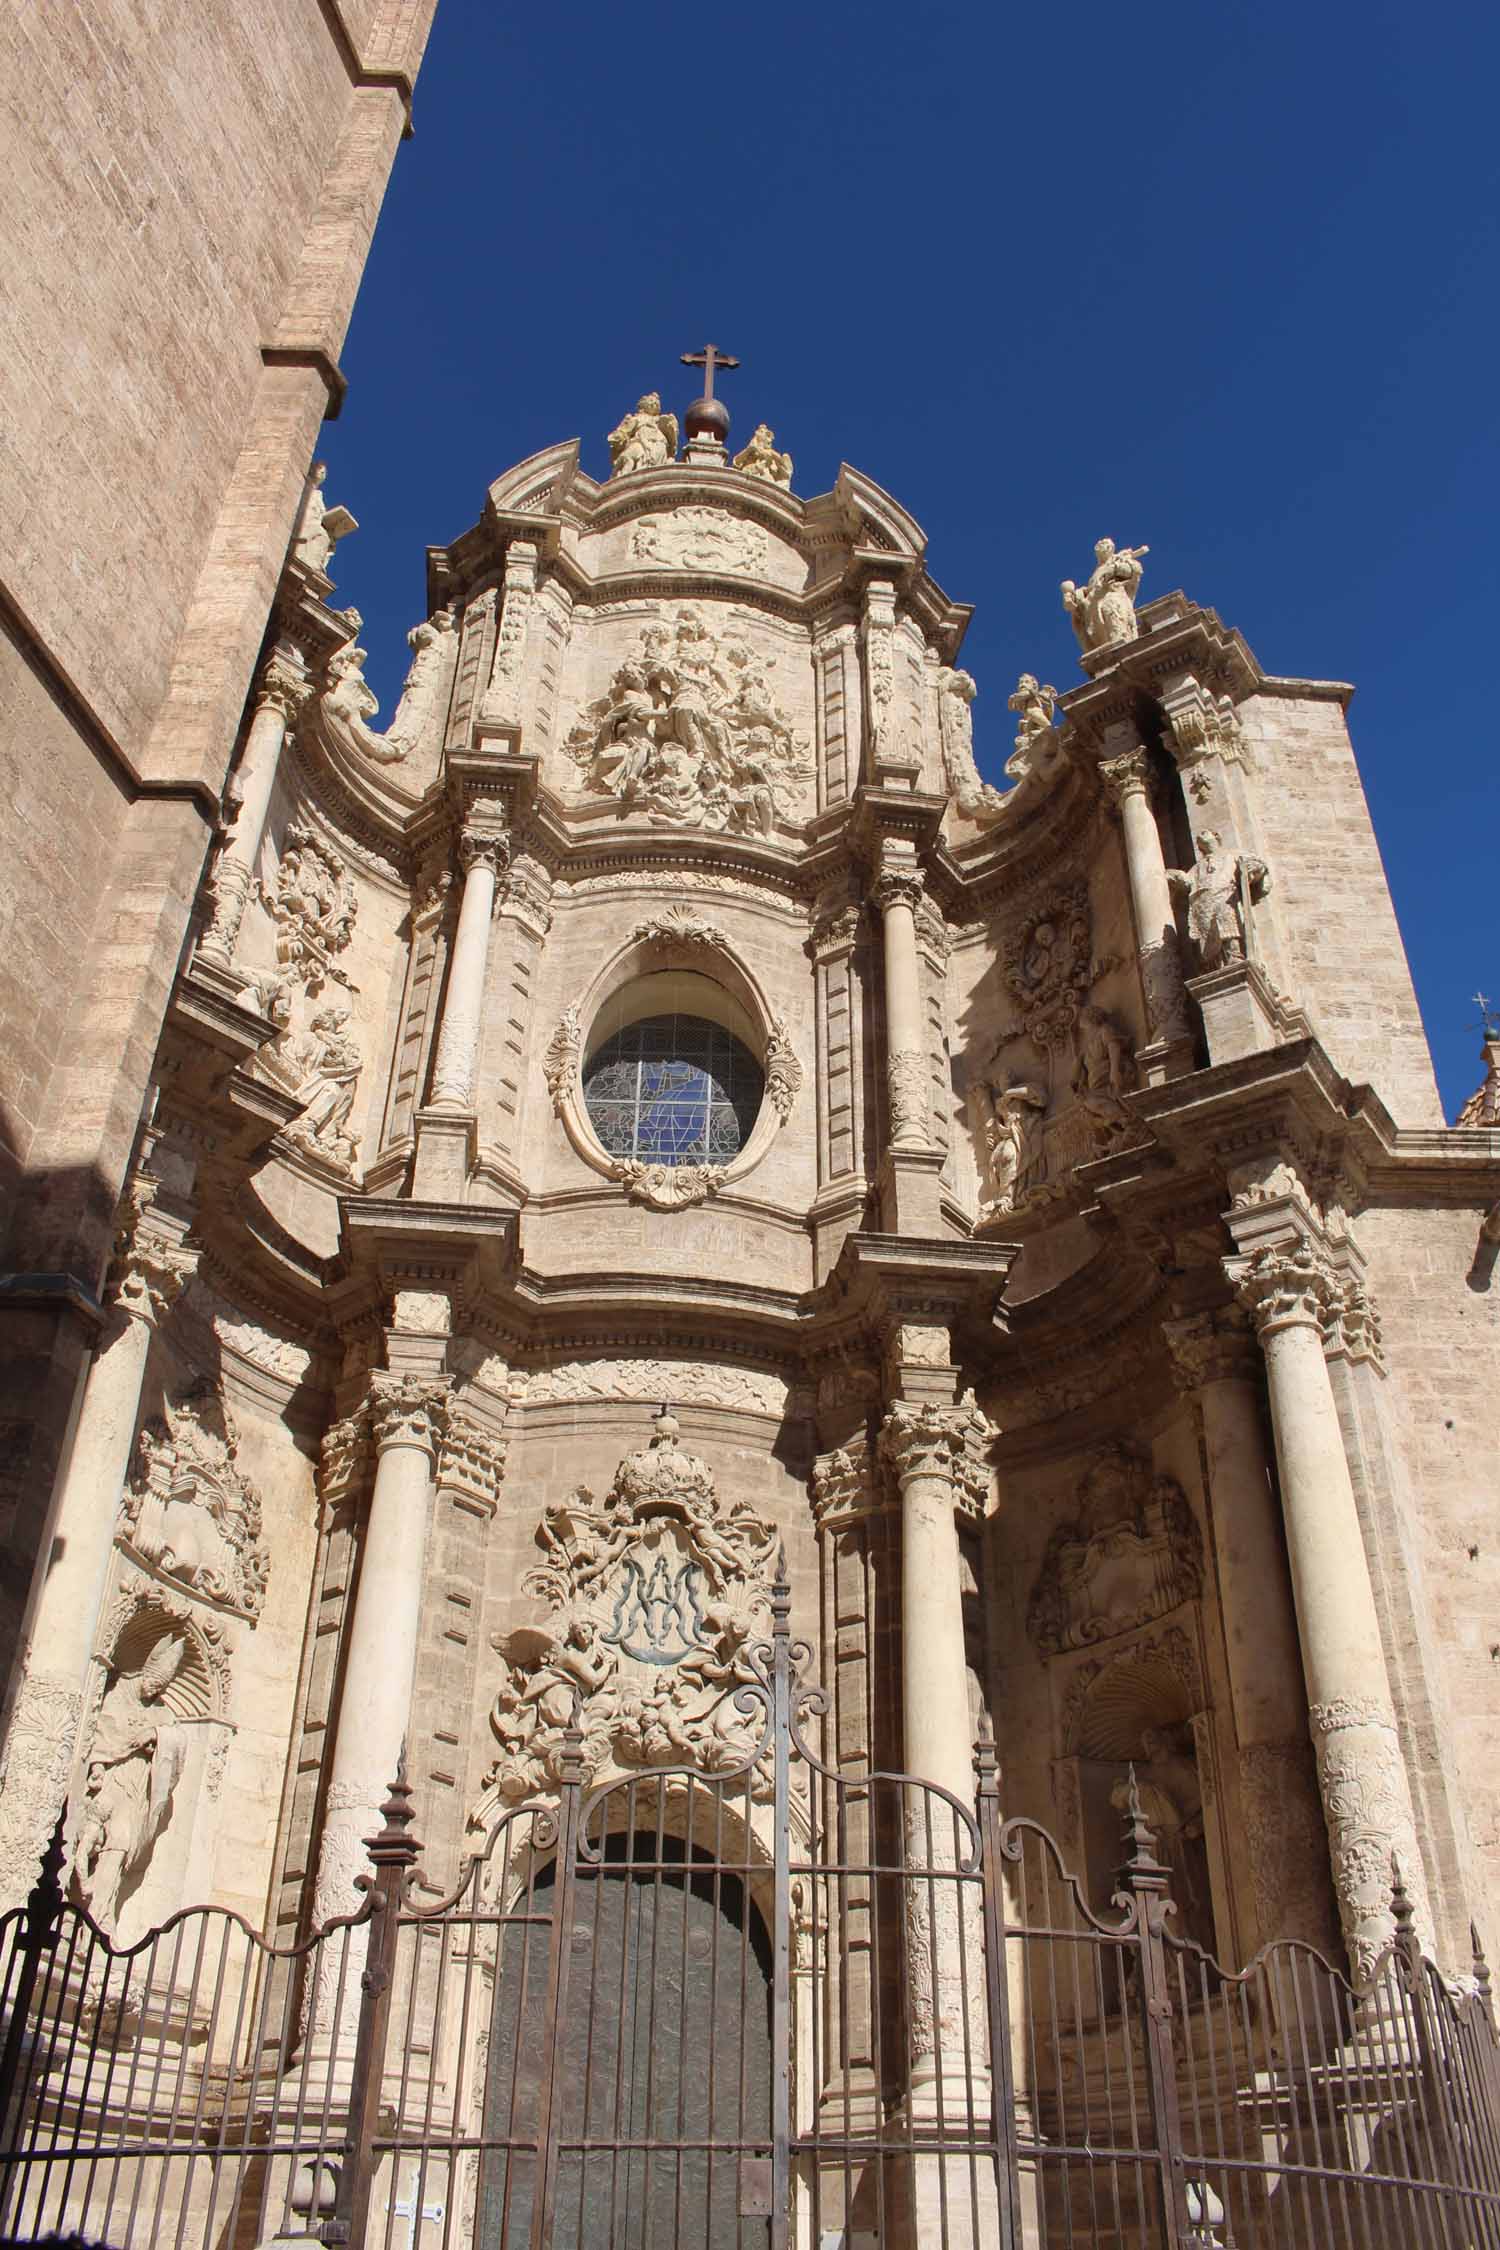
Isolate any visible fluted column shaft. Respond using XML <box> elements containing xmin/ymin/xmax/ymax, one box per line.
<box><xmin>199</xmin><ymin>668</ymin><xmax>301</xmax><ymax>965</ymax></box>
<box><xmin>0</xmin><ymin>1210</ymin><xmax>194</xmax><ymax>1906</ymax></box>
<box><xmin>1232</xmin><ymin>1240</ymin><xmax>1423</xmax><ymax>1976</ymax></box>
<box><xmin>313</xmin><ymin>1377</ymin><xmax>447</xmax><ymax>1925</ymax></box>
<box><xmin>873</xmin><ymin>868</ymin><xmax>928</xmax><ymax>1150</ymax></box>
<box><xmin>429</xmin><ymin>827</ymin><xmax>508</xmax><ymax>1109</ymax></box>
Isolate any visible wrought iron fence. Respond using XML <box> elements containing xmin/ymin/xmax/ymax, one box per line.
<box><xmin>1</xmin><ymin>1575</ymin><xmax>1497</xmax><ymax>2248</ymax></box>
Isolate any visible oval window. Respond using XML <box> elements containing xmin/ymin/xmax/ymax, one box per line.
<box><xmin>582</xmin><ymin>1013</ymin><xmax>764</xmax><ymax>1166</ymax></box>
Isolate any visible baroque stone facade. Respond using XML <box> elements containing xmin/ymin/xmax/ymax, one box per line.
<box><xmin>0</xmin><ymin>366</ymin><xmax>1496</xmax><ymax>2136</ymax></box>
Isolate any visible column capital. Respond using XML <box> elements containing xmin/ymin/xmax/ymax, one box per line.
<box><xmin>256</xmin><ymin>651</ymin><xmax>313</xmax><ymax>722</ymax></box>
<box><xmin>879</xmin><ymin>1395</ymin><xmax>995</xmax><ymax>1515</ymax></box>
<box><xmin>1227</xmin><ymin>1238</ymin><xmax>1340</xmax><ymax>1339</ymax></box>
<box><xmin>870</xmin><ymin>866</ymin><xmax>925</xmax><ymax>916</ymax></box>
<box><xmin>436</xmin><ymin>1407</ymin><xmax>510</xmax><ymax>1515</ymax></box>
<box><xmin>1325</xmin><ymin>1271</ymin><xmax>1386</xmax><ymax>1371</ymax></box>
<box><xmin>810</xmin><ymin>1443</ymin><xmax>880</xmax><ymax>1530</ymax></box>
<box><xmin>368</xmin><ymin>1373</ymin><xmax>450</xmax><ymax>1458</ymax></box>
<box><xmin>1097</xmin><ymin>745</ymin><xmax>1151</xmax><ymax>804</ymax></box>
<box><xmin>106</xmin><ymin>1186</ymin><xmax>196</xmax><ymax>1329</ymax></box>
<box><xmin>1162</xmin><ymin>1305</ymin><xmax>1258</xmax><ymax>1391</ymax></box>
<box><xmin>458</xmin><ymin>821</ymin><xmax>511</xmax><ymax>882</ymax></box>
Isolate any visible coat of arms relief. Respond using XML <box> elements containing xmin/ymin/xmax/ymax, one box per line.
<box><xmin>478</xmin><ymin>1412</ymin><xmax>780</xmax><ymax>1816</ymax></box>
<box><xmin>563</xmin><ymin>606</ymin><xmax>811</xmax><ymax>837</ymax></box>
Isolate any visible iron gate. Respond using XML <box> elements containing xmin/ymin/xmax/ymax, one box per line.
<box><xmin>1</xmin><ymin>1574</ymin><xmax>1499</xmax><ymax>2247</ymax></box>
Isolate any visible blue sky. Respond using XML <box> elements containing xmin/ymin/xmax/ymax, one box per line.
<box><xmin>320</xmin><ymin>0</ymin><xmax>1499</xmax><ymax>1119</ymax></box>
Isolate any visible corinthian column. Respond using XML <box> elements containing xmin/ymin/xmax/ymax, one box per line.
<box><xmin>312</xmin><ymin>1375</ymin><xmax>448</xmax><ymax>1929</ymax></box>
<box><xmin>1229</xmin><ymin>1238</ymin><xmax>1424</xmax><ymax>1977</ymax></box>
<box><xmin>198</xmin><ymin>654</ymin><xmax>307</xmax><ymax>967</ymax></box>
<box><xmin>871</xmin><ymin>863</ymin><xmax>930</xmax><ymax>1150</ymax></box>
<box><xmin>428</xmin><ymin>820</ymin><xmax>510</xmax><ymax>1110</ymax></box>
<box><xmin>1098</xmin><ymin>743</ymin><xmax>1191</xmax><ymax>1058</ymax></box>
<box><xmin>880</xmin><ymin>1398</ymin><xmax>993</xmax><ymax>2128</ymax></box>
<box><xmin>0</xmin><ymin>1196</ymin><xmax>195</xmax><ymax>1907</ymax></box>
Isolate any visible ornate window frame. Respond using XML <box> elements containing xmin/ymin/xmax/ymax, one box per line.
<box><xmin>544</xmin><ymin>922</ymin><xmax>801</xmax><ymax>1211</ymax></box>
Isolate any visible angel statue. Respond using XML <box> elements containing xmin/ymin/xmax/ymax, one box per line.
<box><xmin>732</xmin><ymin>423</ymin><xmax>793</xmax><ymax>487</ymax></box>
<box><xmin>73</xmin><ymin>1635</ymin><xmax>188</xmax><ymax>1931</ymax></box>
<box><xmin>607</xmin><ymin>392</ymin><xmax>679</xmax><ymax>477</ymax></box>
<box><xmin>1005</xmin><ymin>673</ymin><xmax>1059</xmax><ymax>782</ymax></box>
<box><xmin>1061</xmin><ymin>537</ymin><xmax>1149</xmax><ymax>653</ymax></box>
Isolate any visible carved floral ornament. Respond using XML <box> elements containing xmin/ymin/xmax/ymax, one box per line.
<box><xmin>260</xmin><ymin>822</ymin><xmax>358</xmax><ymax>992</ymax></box>
<box><xmin>1026</xmin><ymin>1443</ymin><xmax>1203</xmax><ymax>1657</ymax></box>
<box><xmin>476</xmin><ymin>1412</ymin><xmax>780</xmax><ymax>1816</ymax></box>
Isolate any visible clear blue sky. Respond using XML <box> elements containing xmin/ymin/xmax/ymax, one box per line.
<box><xmin>321</xmin><ymin>0</ymin><xmax>1499</xmax><ymax>1120</ymax></box>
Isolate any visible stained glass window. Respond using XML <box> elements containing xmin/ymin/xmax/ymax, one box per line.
<box><xmin>583</xmin><ymin>1015</ymin><xmax>764</xmax><ymax>1167</ymax></box>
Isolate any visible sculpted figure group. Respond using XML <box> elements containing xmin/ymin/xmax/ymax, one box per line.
<box><xmin>566</xmin><ymin>610</ymin><xmax>809</xmax><ymax>834</ymax></box>
<box><xmin>607</xmin><ymin>391</ymin><xmax>793</xmax><ymax>488</ymax></box>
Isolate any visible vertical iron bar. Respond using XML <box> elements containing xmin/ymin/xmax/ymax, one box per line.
<box><xmin>1118</xmin><ymin>1775</ymin><xmax>1188</xmax><ymax>2247</ymax></box>
<box><xmin>770</xmin><ymin>1563</ymin><xmax>792</xmax><ymax>2250</ymax></box>
<box><xmin>334</xmin><ymin>1770</ymin><xmax>422</xmax><ymax>2250</ymax></box>
<box><xmin>975</xmin><ymin>1723</ymin><xmax>1020</xmax><ymax>2250</ymax></box>
<box><xmin>528</xmin><ymin>1708</ymin><xmax>586</xmax><ymax>2250</ymax></box>
<box><xmin>0</xmin><ymin>1822</ymin><xmax>63</xmax><ymax>2156</ymax></box>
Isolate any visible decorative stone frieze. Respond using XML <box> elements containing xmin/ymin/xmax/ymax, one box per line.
<box><xmin>631</xmin><ymin>508</ymin><xmax>770</xmax><ymax>573</ymax></box>
<box><xmin>120</xmin><ymin>1383</ymin><xmax>269</xmax><ymax>1620</ymax></box>
<box><xmin>260</xmin><ymin>821</ymin><xmax>358</xmax><ymax>992</ymax></box>
<box><xmin>563</xmin><ymin>605</ymin><xmax>810</xmax><ymax>833</ymax></box>
<box><xmin>479</xmin><ymin>1411</ymin><xmax>779</xmax><ymax>1807</ymax></box>
<box><xmin>513</xmin><ymin>1361</ymin><xmax>788</xmax><ymax>1414</ymax></box>
<box><xmin>1026</xmin><ymin>1444</ymin><xmax>1202</xmax><ymax>1655</ymax></box>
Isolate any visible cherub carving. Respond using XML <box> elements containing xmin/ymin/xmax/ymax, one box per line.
<box><xmin>1168</xmin><ymin>829</ymin><xmax>1271</xmax><ymax>972</ymax></box>
<box><xmin>607</xmin><ymin>392</ymin><xmax>679</xmax><ymax>476</ymax></box>
<box><xmin>1005</xmin><ymin>673</ymin><xmax>1059</xmax><ymax>782</ymax></box>
<box><xmin>1061</xmin><ymin>538</ymin><xmax>1148</xmax><ymax>652</ymax></box>
<box><xmin>732</xmin><ymin>423</ymin><xmax>793</xmax><ymax>487</ymax></box>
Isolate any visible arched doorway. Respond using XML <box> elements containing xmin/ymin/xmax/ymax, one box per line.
<box><xmin>480</xmin><ymin>1825</ymin><xmax>774</xmax><ymax>2248</ymax></box>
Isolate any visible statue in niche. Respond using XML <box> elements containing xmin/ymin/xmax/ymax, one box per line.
<box><xmin>1111</xmin><ymin>1725</ymin><xmax>1213</xmax><ymax>1951</ymax></box>
<box><xmin>292</xmin><ymin>463</ymin><xmax>357</xmax><ymax>577</ymax></box>
<box><xmin>1070</xmin><ymin>1003</ymin><xmax>1136</xmax><ymax>1144</ymax></box>
<box><xmin>979</xmin><ymin>1081</ymin><xmax>1048</xmax><ymax>1216</ymax></box>
<box><xmin>317</xmin><ymin>612</ymin><xmax>455</xmax><ymax>768</ymax></box>
<box><xmin>1061</xmin><ymin>537</ymin><xmax>1149</xmax><ymax>653</ymax></box>
<box><xmin>607</xmin><ymin>392</ymin><xmax>679</xmax><ymax>477</ymax></box>
<box><xmin>286</xmin><ymin>1004</ymin><xmax>362</xmax><ymax>1172</ymax></box>
<box><xmin>73</xmin><ymin>1635</ymin><xmax>188</xmax><ymax>1931</ymax></box>
<box><xmin>1028</xmin><ymin>1445</ymin><xmax>1203</xmax><ymax>1655</ymax></box>
<box><xmin>732</xmin><ymin>422</ymin><xmax>793</xmax><ymax>487</ymax></box>
<box><xmin>1005</xmin><ymin>673</ymin><xmax>1060</xmax><ymax>783</ymax></box>
<box><xmin>1168</xmin><ymin>829</ymin><xmax>1272</xmax><ymax>972</ymax></box>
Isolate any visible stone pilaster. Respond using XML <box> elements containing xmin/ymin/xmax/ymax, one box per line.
<box><xmin>0</xmin><ymin>1188</ymin><xmax>196</xmax><ymax>1907</ymax></box>
<box><xmin>1229</xmin><ymin>1237</ymin><xmax>1425</xmax><ymax>1977</ymax></box>
<box><xmin>311</xmin><ymin>1373</ymin><xmax>449</xmax><ymax>1931</ymax></box>
<box><xmin>197</xmin><ymin>653</ymin><xmax>308</xmax><ymax>969</ymax></box>
<box><xmin>476</xmin><ymin>539</ymin><xmax>540</xmax><ymax>743</ymax></box>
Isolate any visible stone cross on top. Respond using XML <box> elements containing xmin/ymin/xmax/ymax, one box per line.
<box><xmin>682</xmin><ymin>342</ymin><xmax>739</xmax><ymax>452</ymax></box>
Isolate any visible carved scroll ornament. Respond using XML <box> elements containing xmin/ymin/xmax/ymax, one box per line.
<box><xmin>120</xmin><ymin>1383</ymin><xmax>269</xmax><ymax>1620</ymax></box>
<box><xmin>1027</xmin><ymin>1444</ymin><xmax>1203</xmax><ymax>1656</ymax></box>
<box><xmin>260</xmin><ymin>822</ymin><xmax>357</xmax><ymax>991</ymax></box>
<box><xmin>480</xmin><ymin>1412</ymin><xmax>780</xmax><ymax>1808</ymax></box>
